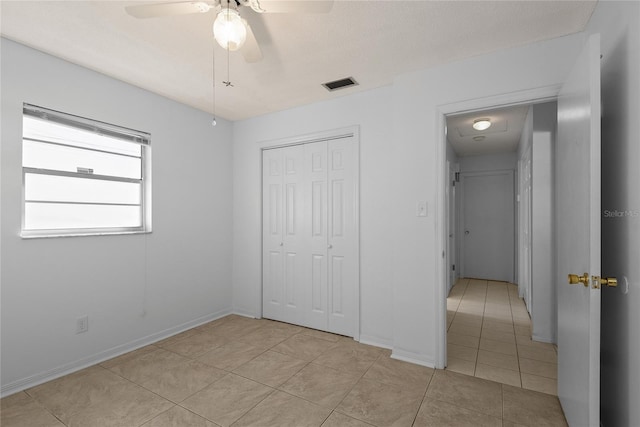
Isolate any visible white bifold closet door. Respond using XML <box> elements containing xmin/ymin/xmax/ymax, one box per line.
<box><xmin>262</xmin><ymin>136</ymin><xmax>358</xmax><ymax>337</ymax></box>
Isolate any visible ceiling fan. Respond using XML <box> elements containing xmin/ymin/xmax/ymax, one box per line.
<box><xmin>125</xmin><ymin>0</ymin><xmax>334</xmax><ymax>63</ymax></box>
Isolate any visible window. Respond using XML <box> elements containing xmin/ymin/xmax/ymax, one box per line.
<box><xmin>21</xmin><ymin>104</ymin><xmax>151</xmax><ymax>237</ymax></box>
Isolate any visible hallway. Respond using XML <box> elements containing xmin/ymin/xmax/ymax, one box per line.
<box><xmin>447</xmin><ymin>278</ymin><xmax>558</xmax><ymax>395</ymax></box>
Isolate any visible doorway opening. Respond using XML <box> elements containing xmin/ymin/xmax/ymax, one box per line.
<box><xmin>440</xmin><ymin>98</ymin><xmax>559</xmax><ymax>396</ymax></box>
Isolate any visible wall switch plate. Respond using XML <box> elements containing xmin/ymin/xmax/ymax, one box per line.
<box><xmin>417</xmin><ymin>201</ymin><xmax>428</xmax><ymax>217</ymax></box>
<box><xmin>76</xmin><ymin>316</ymin><xmax>88</xmax><ymax>334</ymax></box>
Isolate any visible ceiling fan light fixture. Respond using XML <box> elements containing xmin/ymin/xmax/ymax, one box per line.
<box><xmin>213</xmin><ymin>8</ymin><xmax>247</xmax><ymax>51</ymax></box>
<box><xmin>472</xmin><ymin>118</ymin><xmax>491</xmax><ymax>131</ymax></box>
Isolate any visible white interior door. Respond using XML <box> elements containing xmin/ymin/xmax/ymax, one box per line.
<box><xmin>461</xmin><ymin>171</ymin><xmax>515</xmax><ymax>282</ymax></box>
<box><xmin>262</xmin><ymin>146</ymin><xmax>306</xmax><ymax>324</ymax></box>
<box><xmin>262</xmin><ymin>135</ymin><xmax>359</xmax><ymax>337</ymax></box>
<box><xmin>556</xmin><ymin>33</ymin><xmax>601</xmax><ymax>427</ymax></box>
<box><xmin>327</xmin><ymin>138</ymin><xmax>358</xmax><ymax>336</ymax></box>
<box><xmin>282</xmin><ymin>145</ymin><xmax>306</xmax><ymax>325</ymax></box>
<box><xmin>262</xmin><ymin>149</ymin><xmax>285</xmax><ymax>321</ymax></box>
<box><xmin>305</xmin><ymin>141</ymin><xmax>329</xmax><ymax>331</ymax></box>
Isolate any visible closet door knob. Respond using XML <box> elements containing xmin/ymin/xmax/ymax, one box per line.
<box><xmin>328</xmin><ymin>244</ymin><xmax>333</xmax><ymax>249</ymax></box>
<box><xmin>279</xmin><ymin>242</ymin><xmax>283</xmax><ymax>246</ymax></box>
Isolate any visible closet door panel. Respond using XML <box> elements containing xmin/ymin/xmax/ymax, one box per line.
<box><xmin>305</xmin><ymin>142</ymin><xmax>328</xmax><ymax>330</ymax></box>
<box><xmin>327</xmin><ymin>138</ymin><xmax>357</xmax><ymax>336</ymax></box>
<box><xmin>262</xmin><ymin>149</ymin><xmax>284</xmax><ymax>320</ymax></box>
<box><xmin>282</xmin><ymin>145</ymin><xmax>306</xmax><ymax>325</ymax></box>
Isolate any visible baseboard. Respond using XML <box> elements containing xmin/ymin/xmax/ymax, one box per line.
<box><xmin>391</xmin><ymin>349</ymin><xmax>436</xmax><ymax>369</ymax></box>
<box><xmin>0</xmin><ymin>308</ymin><xmax>232</xmax><ymax>398</ymax></box>
<box><xmin>531</xmin><ymin>333</ymin><xmax>556</xmax><ymax>345</ymax></box>
<box><xmin>232</xmin><ymin>309</ymin><xmax>260</xmax><ymax>319</ymax></box>
<box><xmin>358</xmin><ymin>334</ymin><xmax>393</xmax><ymax>350</ymax></box>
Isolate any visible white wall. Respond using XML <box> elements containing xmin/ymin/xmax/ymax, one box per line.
<box><xmin>391</xmin><ymin>34</ymin><xmax>583</xmax><ymax>366</ymax></box>
<box><xmin>516</xmin><ymin>106</ymin><xmax>533</xmax><ymax>302</ymax></box>
<box><xmin>446</xmin><ymin>142</ymin><xmax>459</xmax><ymax>166</ymax></box>
<box><xmin>515</xmin><ymin>102</ymin><xmax>557</xmax><ymax>343</ymax></box>
<box><xmin>586</xmin><ymin>2</ymin><xmax>640</xmax><ymax>426</ymax></box>
<box><xmin>0</xmin><ymin>39</ymin><xmax>234</xmax><ymax>395</ymax></box>
<box><xmin>459</xmin><ymin>152</ymin><xmax>517</xmax><ymax>173</ymax></box>
<box><xmin>531</xmin><ymin>102</ymin><xmax>556</xmax><ymax>343</ymax></box>
<box><xmin>232</xmin><ymin>33</ymin><xmax>584</xmax><ymax>366</ymax></box>
<box><xmin>232</xmin><ymin>87</ymin><xmax>395</xmax><ymax>348</ymax></box>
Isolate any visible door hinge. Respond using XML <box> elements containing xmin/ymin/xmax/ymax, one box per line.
<box><xmin>452</xmin><ymin>264</ymin><xmax>456</xmax><ymax>271</ymax></box>
<box><xmin>454</xmin><ymin>172</ymin><xmax>460</xmax><ymax>182</ymax></box>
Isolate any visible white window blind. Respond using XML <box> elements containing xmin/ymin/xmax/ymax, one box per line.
<box><xmin>21</xmin><ymin>104</ymin><xmax>151</xmax><ymax>237</ymax></box>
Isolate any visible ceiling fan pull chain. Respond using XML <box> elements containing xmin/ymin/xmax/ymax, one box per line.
<box><xmin>223</xmin><ymin>41</ymin><xmax>234</xmax><ymax>87</ymax></box>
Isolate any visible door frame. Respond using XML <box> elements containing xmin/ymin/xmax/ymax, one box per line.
<box><xmin>258</xmin><ymin>125</ymin><xmax>361</xmax><ymax>341</ymax></box>
<box><xmin>445</xmin><ymin>160</ymin><xmax>459</xmax><ymax>293</ymax></box>
<box><xmin>518</xmin><ymin>148</ymin><xmax>533</xmax><ymax>313</ymax></box>
<box><xmin>434</xmin><ymin>86</ymin><xmax>560</xmax><ymax>369</ymax></box>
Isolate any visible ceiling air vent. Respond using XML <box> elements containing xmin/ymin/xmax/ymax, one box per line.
<box><xmin>322</xmin><ymin>77</ymin><xmax>359</xmax><ymax>92</ymax></box>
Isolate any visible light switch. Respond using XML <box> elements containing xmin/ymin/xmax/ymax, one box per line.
<box><xmin>417</xmin><ymin>201</ymin><xmax>428</xmax><ymax>217</ymax></box>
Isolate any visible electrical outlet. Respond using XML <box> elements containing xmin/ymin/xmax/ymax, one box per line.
<box><xmin>76</xmin><ymin>316</ymin><xmax>88</xmax><ymax>334</ymax></box>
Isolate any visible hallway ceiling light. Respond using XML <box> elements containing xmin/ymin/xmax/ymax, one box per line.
<box><xmin>473</xmin><ymin>118</ymin><xmax>492</xmax><ymax>131</ymax></box>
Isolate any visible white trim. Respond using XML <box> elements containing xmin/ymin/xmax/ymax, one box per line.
<box><xmin>358</xmin><ymin>335</ymin><xmax>393</xmax><ymax>350</ymax></box>
<box><xmin>391</xmin><ymin>350</ymin><xmax>436</xmax><ymax>369</ymax></box>
<box><xmin>532</xmin><ymin>333</ymin><xmax>556</xmax><ymax>344</ymax></box>
<box><xmin>352</xmin><ymin>128</ymin><xmax>361</xmax><ymax>341</ymax></box>
<box><xmin>21</xmin><ymin>230</ymin><xmax>152</xmax><ymax>239</ymax></box>
<box><xmin>0</xmin><ymin>309</ymin><xmax>231</xmax><ymax>398</ymax></box>
<box><xmin>435</xmin><ymin>110</ymin><xmax>448</xmax><ymax>370</ymax></box>
<box><xmin>256</xmin><ymin>126</ymin><xmax>357</xmax><ymax>149</ymax></box>
<box><xmin>440</xmin><ymin>85</ymin><xmax>561</xmax><ymax>117</ymax></box>
<box><xmin>435</xmin><ymin>85</ymin><xmax>562</xmax><ymax>369</ymax></box>
<box><xmin>232</xmin><ymin>309</ymin><xmax>261</xmax><ymax>319</ymax></box>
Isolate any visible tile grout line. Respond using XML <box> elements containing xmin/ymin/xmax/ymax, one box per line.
<box><xmin>509</xmin><ymin>281</ymin><xmax>525</xmax><ymax>389</ymax></box>
<box><xmin>319</xmin><ymin>349</ymin><xmax>385</xmax><ymax>425</ymax></box>
<box><xmin>227</xmin><ymin>387</ymin><xmax>280</xmax><ymax>427</ymax></box>
<box><xmin>21</xmin><ymin>390</ymin><xmax>69</xmax><ymax>427</ymax></box>
<box><xmin>475</xmin><ymin>279</ymin><xmax>489</xmax><ymax>377</ymax></box>
<box><xmin>450</xmin><ymin>279</ymin><xmax>535</xmax><ymax>387</ymax></box>
<box><xmin>409</xmin><ymin>367</ymin><xmax>436</xmax><ymax>427</ymax></box>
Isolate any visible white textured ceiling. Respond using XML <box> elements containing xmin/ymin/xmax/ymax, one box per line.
<box><xmin>447</xmin><ymin>104</ymin><xmax>531</xmax><ymax>157</ymax></box>
<box><xmin>1</xmin><ymin>1</ymin><xmax>596</xmax><ymax>121</ymax></box>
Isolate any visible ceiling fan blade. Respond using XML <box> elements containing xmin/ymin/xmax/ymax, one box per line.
<box><xmin>125</xmin><ymin>1</ymin><xmax>215</xmax><ymax>19</ymax></box>
<box><xmin>241</xmin><ymin>23</ymin><xmax>263</xmax><ymax>63</ymax></box>
<box><xmin>249</xmin><ymin>0</ymin><xmax>333</xmax><ymax>14</ymax></box>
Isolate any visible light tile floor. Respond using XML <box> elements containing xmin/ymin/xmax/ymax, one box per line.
<box><xmin>2</xmin><ymin>313</ymin><xmax>567</xmax><ymax>426</ymax></box>
<box><xmin>446</xmin><ymin>278</ymin><xmax>559</xmax><ymax>396</ymax></box>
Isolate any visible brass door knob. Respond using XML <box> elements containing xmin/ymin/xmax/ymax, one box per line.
<box><xmin>591</xmin><ymin>276</ymin><xmax>618</xmax><ymax>289</ymax></box>
<box><xmin>568</xmin><ymin>273</ymin><xmax>589</xmax><ymax>287</ymax></box>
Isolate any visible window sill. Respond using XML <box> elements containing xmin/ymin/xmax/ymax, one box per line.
<box><xmin>20</xmin><ymin>230</ymin><xmax>152</xmax><ymax>239</ymax></box>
